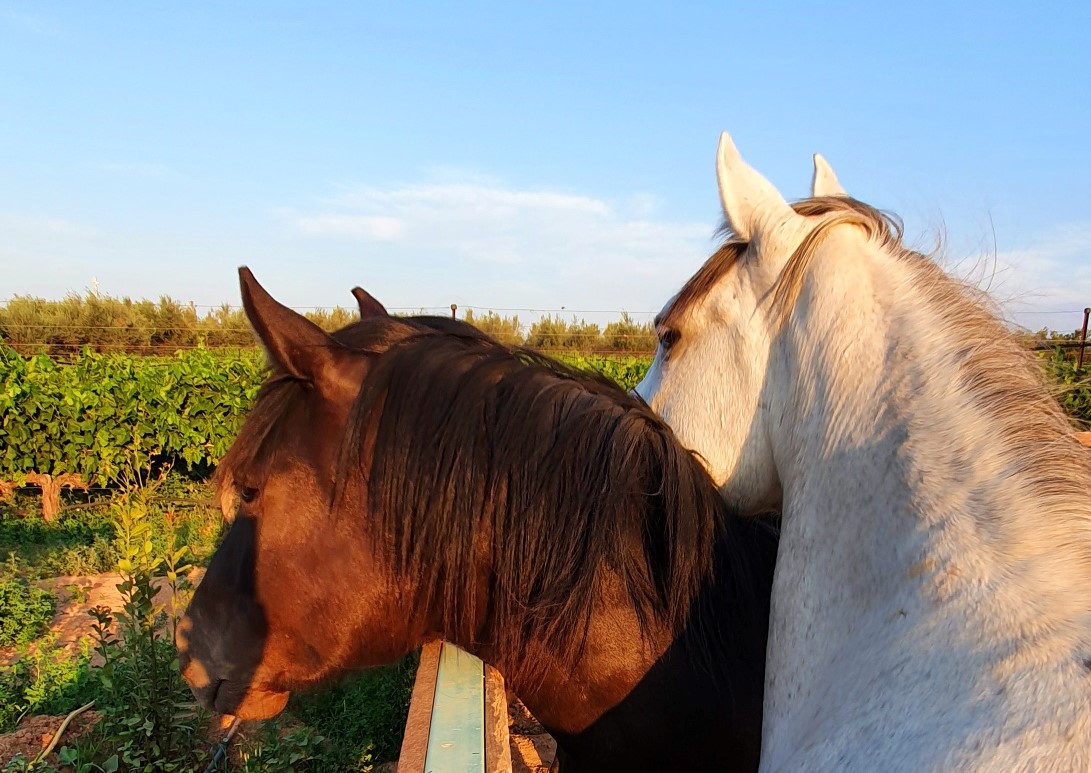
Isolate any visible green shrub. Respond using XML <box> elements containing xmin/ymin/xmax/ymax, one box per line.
<box><xmin>0</xmin><ymin>555</ymin><xmax>56</xmax><ymax>648</ymax></box>
<box><xmin>1040</xmin><ymin>349</ymin><xmax>1091</xmax><ymax>427</ymax></box>
<box><xmin>233</xmin><ymin>720</ymin><xmax>337</xmax><ymax>773</ymax></box>
<box><xmin>0</xmin><ymin>346</ymin><xmax>265</xmax><ymax>487</ymax></box>
<box><xmin>560</xmin><ymin>353</ymin><xmax>651</xmax><ymax>392</ymax></box>
<box><xmin>0</xmin><ymin>634</ymin><xmax>98</xmax><ymax>733</ymax></box>
<box><xmin>86</xmin><ymin>482</ymin><xmax>207</xmax><ymax>772</ymax></box>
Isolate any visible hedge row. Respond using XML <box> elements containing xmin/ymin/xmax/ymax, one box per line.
<box><xmin>0</xmin><ymin>346</ymin><xmax>265</xmax><ymax>486</ymax></box>
<box><xmin>0</xmin><ymin>346</ymin><xmax>652</xmax><ymax>489</ymax></box>
<box><xmin>6</xmin><ymin>343</ymin><xmax>1081</xmax><ymax>494</ymax></box>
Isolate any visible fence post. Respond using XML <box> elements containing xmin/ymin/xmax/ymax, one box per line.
<box><xmin>451</xmin><ymin>304</ymin><xmax>458</xmax><ymax>320</ymax></box>
<box><xmin>1077</xmin><ymin>307</ymin><xmax>1090</xmax><ymax>375</ymax></box>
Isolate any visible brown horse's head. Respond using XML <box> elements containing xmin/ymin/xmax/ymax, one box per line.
<box><xmin>176</xmin><ymin>269</ymin><xmax>429</xmax><ymax>719</ymax></box>
<box><xmin>177</xmin><ymin>269</ymin><xmax>769</xmax><ymax>770</ymax></box>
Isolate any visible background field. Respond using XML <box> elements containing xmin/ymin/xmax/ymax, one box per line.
<box><xmin>0</xmin><ymin>301</ymin><xmax>1087</xmax><ymax>771</ymax></box>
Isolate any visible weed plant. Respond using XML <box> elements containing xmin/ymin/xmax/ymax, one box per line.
<box><xmin>1042</xmin><ymin>348</ymin><xmax>1091</xmax><ymax>427</ymax></box>
<box><xmin>0</xmin><ymin>555</ymin><xmax>56</xmax><ymax>648</ymax></box>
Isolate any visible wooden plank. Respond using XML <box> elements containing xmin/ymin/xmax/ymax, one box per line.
<box><xmin>398</xmin><ymin>641</ymin><xmax>442</xmax><ymax>773</ymax></box>
<box><xmin>424</xmin><ymin>643</ymin><xmax>486</xmax><ymax>772</ymax></box>
<box><xmin>484</xmin><ymin>663</ymin><xmax>513</xmax><ymax>773</ymax></box>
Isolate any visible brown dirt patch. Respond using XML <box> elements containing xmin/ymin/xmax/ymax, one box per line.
<box><xmin>0</xmin><ymin>711</ymin><xmax>101</xmax><ymax>767</ymax></box>
<box><xmin>507</xmin><ymin>695</ymin><xmax>556</xmax><ymax>773</ymax></box>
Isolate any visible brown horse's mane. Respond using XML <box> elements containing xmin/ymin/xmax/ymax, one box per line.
<box><xmin>220</xmin><ymin>316</ymin><xmax>768</xmax><ymax>686</ymax></box>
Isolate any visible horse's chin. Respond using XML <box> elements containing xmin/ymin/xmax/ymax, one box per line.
<box><xmin>216</xmin><ymin>682</ymin><xmax>291</xmax><ymax>720</ymax></box>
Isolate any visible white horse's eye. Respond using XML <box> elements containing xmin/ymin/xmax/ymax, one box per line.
<box><xmin>659</xmin><ymin>327</ymin><xmax>681</xmax><ymax>353</ymax></box>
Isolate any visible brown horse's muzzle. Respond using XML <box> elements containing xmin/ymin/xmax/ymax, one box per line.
<box><xmin>176</xmin><ymin>613</ymin><xmax>290</xmax><ymax>720</ymax></box>
<box><xmin>175</xmin><ymin>514</ymin><xmax>290</xmax><ymax>719</ymax></box>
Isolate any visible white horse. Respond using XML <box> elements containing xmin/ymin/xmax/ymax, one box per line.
<box><xmin>636</xmin><ymin>132</ymin><xmax>1091</xmax><ymax>771</ymax></box>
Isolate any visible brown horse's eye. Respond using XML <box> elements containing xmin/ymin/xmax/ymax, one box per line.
<box><xmin>239</xmin><ymin>487</ymin><xmax>259</xmax><ymax>504</ymax></box>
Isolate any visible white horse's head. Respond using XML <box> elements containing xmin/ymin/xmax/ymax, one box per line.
<box><xmin>636</xmin><ymin>134</ymin><xmax>840</xmax><ymax>513</ymax></box>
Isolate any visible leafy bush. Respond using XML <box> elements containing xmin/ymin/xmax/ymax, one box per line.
<box><xmin>84</xmin><ymin>482</ymin><xmax>206</xmax><ymax>772</ymax></box>
<box><xmin>0</xmin><ymin>346</ymin><xmax>265</xmax><ymax>487</ymax></box>
<box><xmin>0</xmin><ymin>345</ymin><xmax>654</xmax><ymax>497</ymax></box>
<box><xmin>559</xmin><ymin>354</ymin><xmax>651</xmax><ymax>392</ymax></box>
<box><xmin>0</xmin><ymin>634</ymin><xmax>99</xmax><ymax>734</ymax></box>
<box><xmin>233</xmin><ymin>721</ymin><xmax>336</xmax><ymax>773</ymax></box>
<box><xmin>0</xmin><ymin>555</ymin><xmax>56</xmax><ymax>648</ymax></box>
<box><xmin>1040</xmin><ymin>349</ymin><xmax>1091</xmax><ymax>427</ymax></box>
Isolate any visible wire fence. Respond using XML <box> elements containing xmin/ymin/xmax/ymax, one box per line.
<box><xmin>2</xmin><ymin>298</ymin><xmax>1088</xmax><ymax>359</ymax></box>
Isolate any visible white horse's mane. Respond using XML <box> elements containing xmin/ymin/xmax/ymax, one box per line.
<box><xmin>666</xmin><ymin>191</ymin><xmax>1091</xmax><ymax>580</ymax></box>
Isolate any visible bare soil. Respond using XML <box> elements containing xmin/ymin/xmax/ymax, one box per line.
<box><xmin>0</xmin><ymin>711</ymin><xmax>101</xmax><ymax>767</ymax></box>
<box><xmin>507</xmin><ymin>695</ymin><xmax>557</xmax><ymax>772</ymax></box>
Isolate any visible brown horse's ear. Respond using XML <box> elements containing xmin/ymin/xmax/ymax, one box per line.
<box><xmin>351</xmin><ymin>287</ymin><xmax>388</xmax><ymax>319</ymax></box>
<box><xmin>239</xmin><ymin>267</ymin><xmax>340</xmax><ymax>383</ymax></box>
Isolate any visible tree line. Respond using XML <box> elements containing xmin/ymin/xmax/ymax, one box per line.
<box><xmin>0</xmin><ymin>293</ymin><xmax>657</xmax><ymax>355</ymax></box>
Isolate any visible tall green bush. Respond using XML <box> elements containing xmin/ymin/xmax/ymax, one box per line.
<box><xmin>1041</xmin><ymin>348</ymin><xmax>1091</xmax><ymax>427</ymax></box>
<box><xmin>0</xmin><ymin>346</ymin><xmax>265</xmax><ymax>487</ymax></box>
<box><xmin>0</xmin><ymin>555</ymin><xmax>56</xmax><ymax>648</ymax></box>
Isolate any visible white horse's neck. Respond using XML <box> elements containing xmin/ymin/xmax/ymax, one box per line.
<box><xmin>760</xmin><ymin>229</ymin><xmax>1091</xmax><ymax>770</ymax></box>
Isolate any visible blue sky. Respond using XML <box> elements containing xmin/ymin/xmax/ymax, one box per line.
<box><xmin>2</xmin><ymin>1</ymin><xmax>1089</xmax><ymax>331</ymax></box>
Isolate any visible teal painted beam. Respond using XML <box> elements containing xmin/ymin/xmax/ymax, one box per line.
<box><xmin>424</xmin><ymin>643</ymin><xmax>486</xmax><ymax>773</ymax></box>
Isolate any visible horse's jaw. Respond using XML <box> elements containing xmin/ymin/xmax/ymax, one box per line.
<box><xmin>637</xmin><ymin>343</ymin><xmax>783</xmax><ymax>515</ymax></box>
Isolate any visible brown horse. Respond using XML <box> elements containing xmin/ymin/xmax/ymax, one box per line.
<box><xmin>177</xmin><ymin>269</ymin><xmax>778</xmax><ymax>772</ymax></box>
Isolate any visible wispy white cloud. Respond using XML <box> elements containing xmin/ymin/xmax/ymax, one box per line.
<box><xmin>281</xmin><ymin>180</ymin><xmax>712</xmax><ymax>318</ymax></box>
<box><xmin>951</xmin><ymin>221</ymin><xmax>1091</xmax><ymax>332</ymax></box>
<box><xmin>284</xmin><ymin>182</ymin><xmax>1091</xmax><ymax>327</ymax></box>
<box><xmin>296</xmin><ymin>214</ymin><xmax>405</xmax><ymax>241</ymax></box>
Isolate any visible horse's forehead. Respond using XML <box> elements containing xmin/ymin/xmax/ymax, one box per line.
<box><xmin>659</xmin><ymin>243</ymin><xmax>749</xmax><ymax>330</ymax></box>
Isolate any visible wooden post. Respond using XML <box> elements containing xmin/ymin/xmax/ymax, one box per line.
<box><xmin>399</xmin><ymin>642</ymin><xmax>442</xmax><ymax>773</ymax></box>
<box><xmin>451</xmin><ymin>304</ymin><xmax>458</xmax><ymax>320</ymax></box>
<box><xmin>399</xmin><ymin>641</ymin><xmax>512</xmax><ymax>773</ymax></box>
<box><xmin>1077</xmin><ymin>307</ymin><xmax>1090</xmax><ymax>375</ymax></box>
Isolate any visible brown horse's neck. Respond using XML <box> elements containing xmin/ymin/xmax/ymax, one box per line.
<box><xmin>457</xmin><ymin>524</ymin><xmax>776</xmax><ymax>773</ymax></box>
<box><xmin>483</xmin><ymin>570</ymin><xmax>671</xmax><ymax>736</ymax></box>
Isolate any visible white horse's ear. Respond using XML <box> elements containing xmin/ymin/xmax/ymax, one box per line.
<box><xmin>716</xmin><ymin>131</ymin><xmax>797</xmax><ymax>242</ymax></box>
<box><xmin>812</xmin><ymin>153</ymin><xmax>846</xmax><ymax>197</ymax></box>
